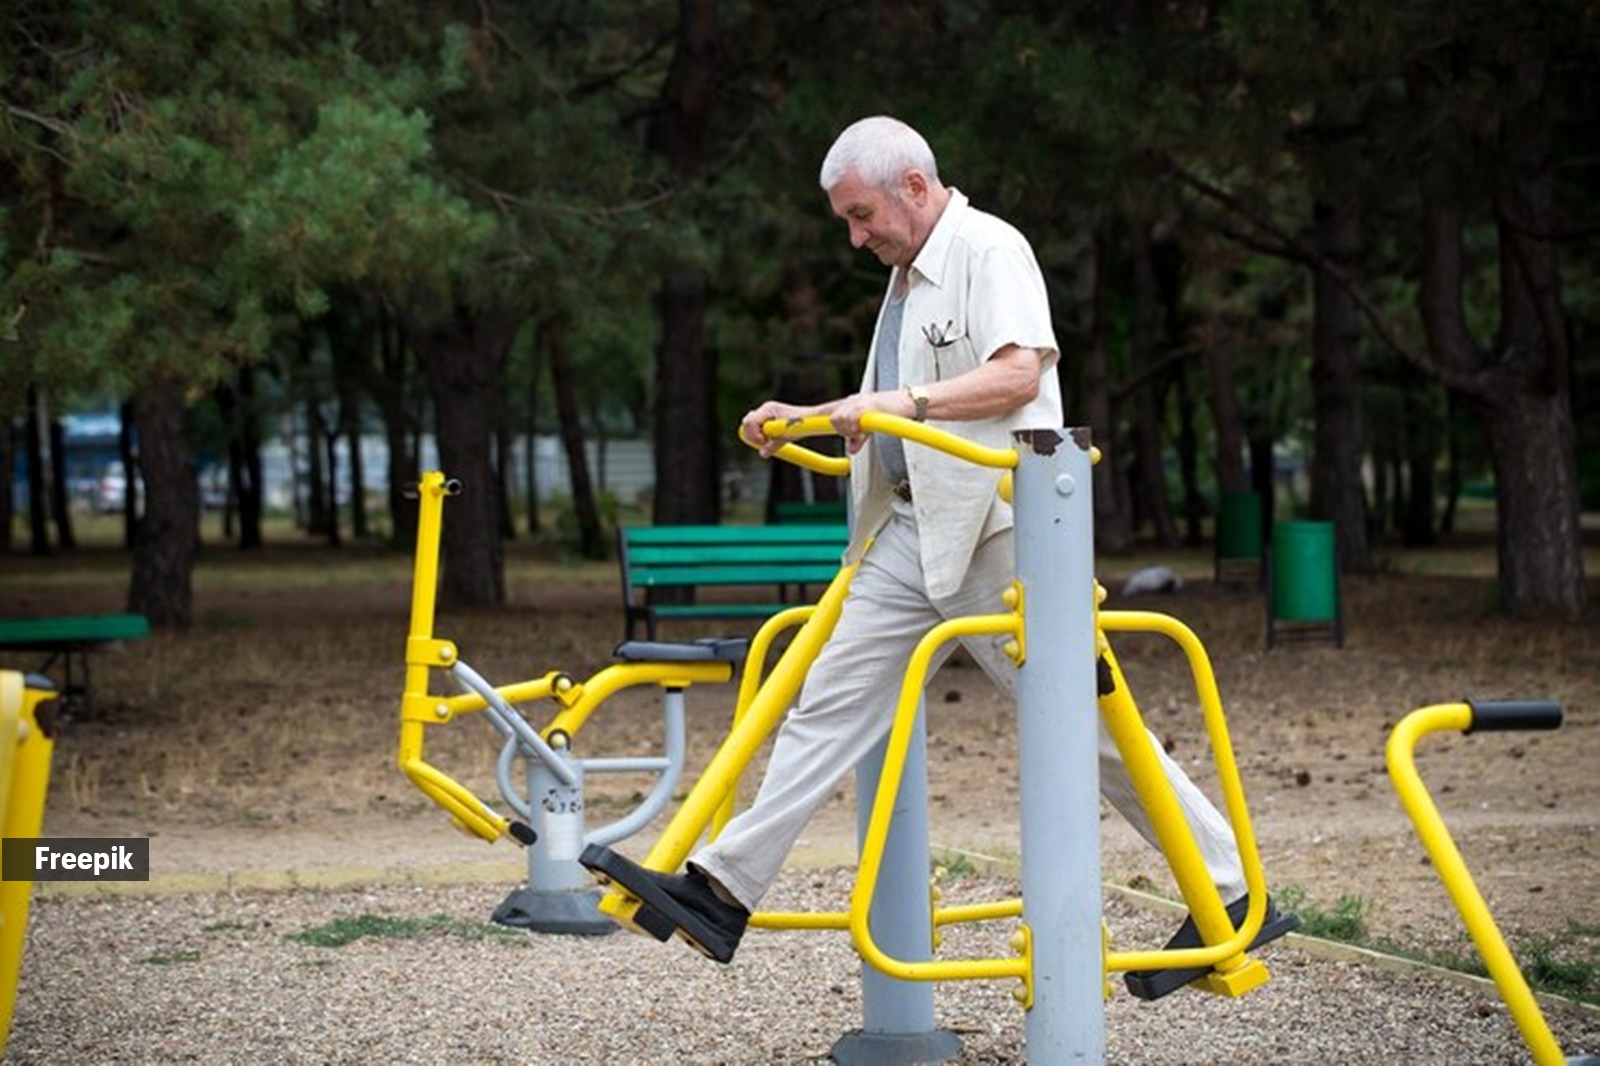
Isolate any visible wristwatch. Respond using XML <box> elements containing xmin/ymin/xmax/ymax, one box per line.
<box><xmin>906</xmin><ymin>385</ymin><xmax>930</xmax><ymax>422</ymax></box>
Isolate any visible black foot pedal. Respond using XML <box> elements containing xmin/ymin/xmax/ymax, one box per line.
<box><xmin>1125</xmin><ymin>906</ymin><xmax>1300</xmax><ymax>1002</ymax></box>
<box><xmin>579</xmin><ymin>844</ymin><xmax>740</xmax><ymax>963</ymax></box>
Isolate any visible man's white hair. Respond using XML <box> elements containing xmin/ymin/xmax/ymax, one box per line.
<box><xmin>818</xmin><ymin>116</ymin><xmax>939</xmax><ymax>192</ymax></box>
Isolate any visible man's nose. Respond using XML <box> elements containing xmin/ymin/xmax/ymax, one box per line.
<box><xmin>848</xmin><ymin>221</ymin><xmax>869</xmax><ymax>248</ymax></box>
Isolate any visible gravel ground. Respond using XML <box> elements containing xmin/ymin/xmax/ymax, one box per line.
<box><xmin>7</xmin><ymin>869</ymin><xmax>1597</xmax><ymax>1064</ymax></box>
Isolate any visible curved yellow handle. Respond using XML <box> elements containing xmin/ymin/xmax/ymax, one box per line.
<box><xmin>748</xmin><ymin>412</ymin><xmax>1019</xmax><ymax>472</ymax></box>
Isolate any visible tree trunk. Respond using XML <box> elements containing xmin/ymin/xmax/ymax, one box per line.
<box><xmin>1203</xmin><ymin>337</ymin><xmax>1248</xmax><ymax>495</ymax></box>
<box><xmin>495</xmin><ymin>427</ymin><xmax>516</xmax><ymax>541</ymax></box>
<box><xmin>118</xmin><ymin>400</ymin><xmax>138</xmax><ymax>549</ymax></box>
<box><xmin>649</xmin><ymin>0</ymin><xmax>722</xmax><ymax>526</ymax></box>
<box><xmin>128</xmin><ymin>372</ymin><xmax>197</xmax><ymax>627</ymax></box>
<box><xmin>47</xmin><ymin>414</ymin><xmax>75</xmax><ymax>550</ymax></box>
<box><xmin>236</xmin><ymin>365</ymin><xmax>264</xmax><ymax>550</ymax></box>
<box><xmin>406</xmin><ymin>302</ymin><xmax>521</xmax><ymax>606</ymax></box>
<box><xmin>0</xmin><ymin>416</ymin><xmax>13</xmax><ymax>553</ymax></box>
<box><xmin>367</xmin><ymin>300</ymin><xmax>419</xmax><ymax>551</ymax></box>
<box><xmin>1307</xmin><ymin>109</ymin><xmax>1372</xmax><ymax>572</ymax></box>
<box><xmin>24</xmin><ymin>385</ymin><xmax>50</xmax><ymax>556</ymax></box>
<box><xmin>323</xmin><ymin>416</ymin><xmax>342</xmax><ymax>548</ymax></box>
<box><xmin>1128</xmin><ymin>223</ymin><xmax>1176</xmax><ymax>547</ymax></box>
<box><xmin>1084</xmin><ymin>225</ymin><xmax>1132</xmax><ymax>553</ymax></box>
<box><xmin>1412</xmin><ymin>49</ymin><xmax>1584</xmax><ymax>618</ymax></box>
<box><xmin>523</xmin><ymin>342</ymin><xmax>543</xmax><ymax>535</ymax></box>
<box><xmin>546</xmin><ymin>318</ymin><xmax>605</xmax><ymax>559</ymax></box>
<box><xmin>345</xmin><ymin>400</ymin><xmax>368</xmax><ymax>541</ymax></box>
<box><xmin>1400</xmin><ymin>366</ymin><xmax>1438</xmax><ymax>547</ymax></box>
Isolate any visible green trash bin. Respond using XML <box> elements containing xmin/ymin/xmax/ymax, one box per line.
<box><xmin>1269</xmin><ymin>520</ymin><xmax>1342</xmax><ymax>646</ymax></box>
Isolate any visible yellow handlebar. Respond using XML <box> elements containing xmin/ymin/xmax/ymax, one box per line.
<box><xmin>747</xmin><ymin>413</ymin><xmax>1020</xmax><ymax>474</ymax></box>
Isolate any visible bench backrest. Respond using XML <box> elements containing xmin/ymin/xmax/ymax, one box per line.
<box><xmin>771</xmin><ymin>499</ymin><xmax>849</xmax><ymax>525</ymax></box>
<box><xmin>619</xmin><ymin>524</ymin><xmax>849</xmax><ymax>590</ymax></box>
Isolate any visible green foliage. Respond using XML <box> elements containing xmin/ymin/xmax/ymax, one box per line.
<box><xmin>1278</xmin><ymin>887</ymin><xmax>1598</xmax><ymax>1005</ymax></box>
<box><xmin>288</xmin><ymin>912</ymin><xmax>527</xmax><ymax>948</ymax></box>
<box><xmin>1276</xmin><ymin>885</ymin><xmax>1368</xmax><ymax>942</ymax></box>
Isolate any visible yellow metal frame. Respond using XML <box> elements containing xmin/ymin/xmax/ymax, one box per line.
<box><xmin>1386</xmin><ymin>704</ymin><xmax>1570</xmax><ymax>1066</ymax></box>
<box><xmin>1097</xmin><ymin>608</ymin><xmax>1273</xmax><ymax>995</ymax></box>
<box><xmin>1</xmin><ymin>673</ymin><xmax>59</xmax><ymax>1054</ymax></box>
<box><xmin>396</xmin><ymin>472</ymin><xmax>735</xmax><ymax>845</ymax></box>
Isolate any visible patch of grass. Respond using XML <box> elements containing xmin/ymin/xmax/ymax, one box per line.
<box><xmin>1277</xmin><ymin>885</ymin><xmax>1368</xmax><ymax>942</ymax></box>
<box><xmin>138</xmin><ymin>949</ymin><xmax>201</xmax><ymax>966</ymax></box>
<box><xmin>288</xmin><ymin>913</ymin><xmax>527</xmax><ymax>949</ymax></box>
<box><xmin>1280</xmin><ymin>887</ymin><xmax>1598</xmax><ymax>1006</ymax></box>
<box><xmin>201</xmin><ymin>921</ymin><xmax>254</xmax><ymax>934</ymax></box>
<box><xmin>933</xmin><ymin>853</ymin><xmax>977</xmax><ymax>884</ymax></box>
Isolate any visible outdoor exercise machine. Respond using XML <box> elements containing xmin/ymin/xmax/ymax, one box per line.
<box><xmin>0</xmin><ymin>671</ymin><xmax>60</xmax><ymax>1056</ymax></box>
<box><xmin>1387</xmin><ymin>700</ymin><xmax>1598</xmax><ymax>1066</ymax></box>
<box><xmin>397</xmin><ymin>471</ymin><xmax>748</xmax><ymax>933</ymax></box>
<box><xmin>582</xmin><ymin>415</ymin><xmax>1291</xmax><ymax>1063</ymax></box>
<box><xmin>398</xmin><ymin>415</ymin><xmax>1294</xmax><ymax>1064</ymax></box>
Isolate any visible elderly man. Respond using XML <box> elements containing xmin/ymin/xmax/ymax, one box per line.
<box><xmin>583</xmin><ymin>116</ymin><xmax>1292</xmax><ymax>998</ymax></box>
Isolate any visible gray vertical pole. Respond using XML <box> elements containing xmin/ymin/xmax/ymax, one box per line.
<box><xmin>1013</xmin><ymin>428</ymin><xmax>1103</xmax><ymax>1062</ymax></box>
<box><xmin>491</xmin><ymin>746</ymin><xmax>613</xmax><ymax>934</ymax></box>
<box><xmin>830</xmin><ymin>714</ymin><xmax>961</xmax><ymax>1065</ymax></box>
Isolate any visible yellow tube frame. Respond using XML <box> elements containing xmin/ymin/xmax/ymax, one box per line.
<box><xmin>1</xmin><ymin>675</ymin><xmax>57</xmax><ymax>1054</ymax></box>
<box><xmin>843</xmin><ymin>612</ymin><xmax>1030</xmax><ymax>985</ymax></box>
<box><xmin>1097</xmin><ymin>611</ymin><xmax>1271</xmax><ymax>992</ymax></box>
<box><xmin>755</xmin><ymin>412</ymin><xmax>1019</xmax><ymax>472</ymax></box>
<box><xmin>397</xmin><ymin>472</ymin><xmax>734</xmax><ymax>845</ymax></box>
<box><xmin>1386</xmin><ymin>704</ymin><xmax>1568</xmax><ymax>1066</ymax></box>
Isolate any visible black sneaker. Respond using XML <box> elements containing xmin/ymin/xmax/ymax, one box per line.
<box><xmin>580</xmin><ymin>844</ymin><xmax>749</xmax><ymax>964</ymax></box>
<box><xmin>1124</xmin><ymin>894</ymin><xmax>1300</xmax><ymax>1001</ymax></box>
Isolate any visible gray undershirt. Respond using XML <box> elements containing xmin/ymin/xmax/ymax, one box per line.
<box><xmin>874</xmin><ymin>289</ymin><xmax>909</xmax><ymax>486</ymax></box>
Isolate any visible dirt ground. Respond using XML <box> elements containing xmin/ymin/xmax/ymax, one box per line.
<box><xmin>4</xmin><ymin>535</ymin><xmax>1597</xmax><ymax>1005</ymax></box>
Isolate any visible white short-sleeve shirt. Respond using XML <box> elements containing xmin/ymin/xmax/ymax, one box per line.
<box><xmin>848</xmin><ymin>189</ymin><xmax>1063</xmax><ymax>600</ymax></box>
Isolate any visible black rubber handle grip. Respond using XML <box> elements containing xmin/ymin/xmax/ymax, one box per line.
<box><xmin>1465</xmin><ymin>700</ymin><xmax>1563</xmax><ymax>733</ymax></box>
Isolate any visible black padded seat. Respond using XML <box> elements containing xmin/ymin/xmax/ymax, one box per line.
<box><xmin>612</xmin><ymin>637</ymin><xmax>750</xmax><ymax>664</ymax></box>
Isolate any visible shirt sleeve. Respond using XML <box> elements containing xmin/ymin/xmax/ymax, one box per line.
<box><xmin>966</xmin><ymin>243</ymin><xmax>1060</xmax><ymax>371</ymax></box>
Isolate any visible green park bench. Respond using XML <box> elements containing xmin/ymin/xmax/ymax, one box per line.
<box><xmin>618</xmin><ymin>524</ymin><xmax>850</xmax><ymax>640</ymax></box>
<box><xmin>771</xmin><ymin>499</ymin><xmax>849</xmax><ymax>525</ymax></box>
<box><xmin>0</xmin><ymin>613</ymin><xmax>150</xmax><ymax>715</ymax></box>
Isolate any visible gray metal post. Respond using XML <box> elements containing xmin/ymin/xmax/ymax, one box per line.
<box><xmin>830</xmin><ymin>711</ymin><xmax>961</xmax><ymax>1066</ymax></box>
<box><xmin>492</xmin><ymin>744</ymin><xmax>613</xmax><ymax>934</ymax></box>
<box><xmin>1013</xmin><ymin>428</ymin><xmax>1103</xmax><ymax>1062</ymax></box>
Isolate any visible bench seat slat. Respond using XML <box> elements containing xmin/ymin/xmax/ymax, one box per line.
<box><xmin>628</xmin><ymin>545</ymin><xmax>844</xmax><ymax>566</ymax></box>
<box><xmin>0</xmin><ymin>613</ymin><xmax>152</xmax><ymax>647</ymax></box>
<box><xmin>624</xmin><ymin>525</ymin><xmax>847</xmax><ymax>546</ymax></box>
<box><xmin>631</xmin><ymin>564</ymin><xmax>842</xmax><ymax>587</ymax></box>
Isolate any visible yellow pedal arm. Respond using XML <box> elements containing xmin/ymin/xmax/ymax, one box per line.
<box><xmin>397</xmin><ymin>743</ymin><xmax>511</xmax><ymax>844</ymax></box>
<box><xmin>1098</xmin><ymin>611</ymin><xmax>1271</xmax><ymax>977</ymax></box>
<box><xmin>713</xmin><ymin>605</ymin><xmax>816</xmax><ymax>837</ymax></box>
<box><xmin>848</xmin><ymin>611</ymin><xmax>1029</xmax><ymax>986</ymax></box>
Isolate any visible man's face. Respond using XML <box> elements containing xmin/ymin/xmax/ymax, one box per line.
<box><xmin>827</xmin><ymin>170</ymin><xmax>919</xmax><ymax>269</ymax></box>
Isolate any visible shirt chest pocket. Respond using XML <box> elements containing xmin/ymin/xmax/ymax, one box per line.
<box><xmin>917</xmin><ymin>317</ymin><xmax>979</xmax><ymax>382</ymax></box>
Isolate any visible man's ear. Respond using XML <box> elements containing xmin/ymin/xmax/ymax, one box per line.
<box><xmin>901</xmin><ymin>169</ymin><xmax>929</xmax><ymax>205</ymax></box>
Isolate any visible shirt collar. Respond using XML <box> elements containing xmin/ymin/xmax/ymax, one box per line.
<box><xmin>904</xmin><ymin>187</ymin><xmax>968</xmax><ymax>291</ymax></box>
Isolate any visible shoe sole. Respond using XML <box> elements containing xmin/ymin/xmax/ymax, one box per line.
<box><xmin>1124</xmin><ymin>909</ymin><xmax>1301</xmax><ymax>1002</ymax></box>
<box><xmin>579</xmin><ymin>845</ymin><xmax>738</xmax><ymax>964</ymax></box>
